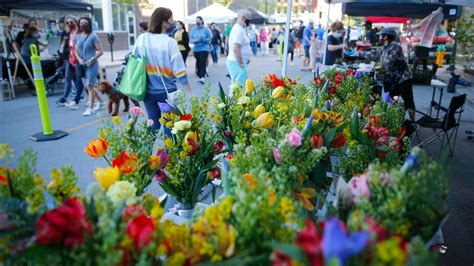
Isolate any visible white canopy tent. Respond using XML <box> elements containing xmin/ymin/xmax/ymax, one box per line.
<box><xmin>269</xmin><ymin>13</ymin><xmax>287</xmax><ymax>24</ymax></box>
<box><xmin>183</xmin><ymin>3</ymin><xmax>237</xmax><ymax>24</ymax></box>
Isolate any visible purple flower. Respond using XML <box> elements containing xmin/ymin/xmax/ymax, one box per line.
<box><xmin>354</xmin><ymin>71</ymin><xmax>362</xmax><ymax>79</ymax></box>
<box><xmin>302</xmin><ymin>114</ymin><xmax>314</xmax><ymax>136</ymax></box>
<box><xmin>156</xmin><ymin>149</ymin><xmax>170</xmax><ymax>169</ymax></box>
<box><xmin>326</xmin><ymin>100</ymin><xmax>331</xmax><ymax>110</ymax></box>
<box><xmin>401</xmin><ymin>154</ymin><xmax>417</xmax><ymax>174</ymax></box>
<box><xmin>383</xmin><ymin>92</ymin><xmax>392</xmax><ymax>104</ymax></box>
<box><xmin>272</xmin><ymin>148</ymin><xmax>282</xmax><ymax>164</ymax></box>
<box><xmin>155</xmin><ymin>169</ymin><xmax>167</xmax><ymax>183</ymax></box>
<box><xmin>322</xmin><ymin>218</ymin><xmax>369</xmax><ymax>266</ymax></box>
<box><xmin>358</xmin><ymin>80</ymin><xmax>363</xmax><ymax>90</ymax></box>
<box><xmin>158</xmin><ymin>102</ymin><xmax>175</xmax><ymax>113</ymax></box>
<box><xmin>285</xmin><ymin>128</ymin><xmax>302</xmax><ymax>148</ymax></box>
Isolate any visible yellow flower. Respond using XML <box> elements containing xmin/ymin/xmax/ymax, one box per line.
<box><xmin>253</xmin><ymin>104</ymin><xmax>266</xmax><ymax>118</ymax></box>
<box><xmin>271</xmin><ymin>86</ymin><xmax>285</xmax><ymax>98</ymax></box>
<box><xmin>151</xmin><ymin>205</ymin><xmax>164</xmax><ymax>221</ymax></box>
<box><xmin>111</xmin><ymin>116</ymin><xmax>121</xmax><ymax>124</ymax></box>
<box><xmin>245</xmin><ymin>79</ymin><xmax>255</xmax><ymax>94</ymax></box>
<box><xmin>164</xmin><ymin>139</ymin><xmax>174</xmax><ymax>149</ymax></box>
<box><xmin>148</xmin><ymin>154</ymin><xmax>161</xmax><ymax>170</ymax></box>
<box><xmin>179</xmin><ymin>151</ymin><xmax>187</xmax><ymax>160</ymax></box>
<box><xmin>184</xmin><ymin>131</ymin><xmax>198</xmax><ymax>144</ymax></box>
<box><xmin>162</xmin><ymin>112</ymin><xmax>170</xmax><ymax>119</ymax></box>
<box><xmin>276</xmin><ymin>102</ymin><xmax>288</xmax><ymax>111</ymax></box>
<box><xmin>165</xmin><ymin>121</ymin><xmax>174</xmax><ymax>128</ymax></box>
<box><xmin>202</xmin><ymin>103</ymin><xmax>208</xmax><ymax>109</ymax></box>
<box><xmin>210</xmin><ymin>97</ymin><xmax>217</xmax><ymax>105</ymax></box>
<box><xmin>94</xmin><ymin>166</ymin><xmax>120</xmax><ymax>189</ymax></box>
<box><xmin>159</xmin><ymin>118</ymin><xmax>166</xmax><ymax>124</ymax></box>
<box><xmin>255</xmin><ymin>112</ymin><xmax>274</xmax><ymax>129</ymax></box>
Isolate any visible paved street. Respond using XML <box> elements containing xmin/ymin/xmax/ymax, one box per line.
<box><xmin>1</xmin><ymin>51</ymin><xmax>474</xmax><ymax>264</ymax></box>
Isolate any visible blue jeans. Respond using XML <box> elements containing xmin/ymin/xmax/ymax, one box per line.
<box><xmin>250</xmin><ymin>41</ymin><xmax>257</xmax><ymax>55</ymax></box>
<box><xmin>211</xmin><ymin>44</ymin><xmax>220</xmax><ymax>63</ymax></box>
<box><xmin>143</xmin><ymin>92</ymin><xmax>171</xmax><ymax>135</ymax></box>
<box><xmin>73</xmin><ymin>65</ymin><xmax>85</xmax><ymax>104</ymax></box>
<box><xmin>61</xmin><ymin>60</ymin><xmax>73</xmax><ymax>99</ymax></box>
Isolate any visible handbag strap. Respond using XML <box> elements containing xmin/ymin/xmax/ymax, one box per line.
<box><xmin>81</xmin><ymin>33</ymin><xmax>90</xmax><ymax>60</ymax></box>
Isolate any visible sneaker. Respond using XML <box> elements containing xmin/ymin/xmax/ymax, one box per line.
<box><xmin>84</xmin><ymin>101</ymin><xmax>90</xmax><ymax>107</ymax></box>
<box><xmin>198</xmin><ymin>77</ymin><xmax>205</xmax><ymax>84</ymax></box>
<box><xmin>82</xmin><ymin>108</ymin><xmax>93</xmax><ymax>116</ymax></box>
<box><xmin>56</xmin><ymin>98</ymin><xmax>67</xmax><ymax>106</ymax></box>
<box><xmin>93</xmin><ymin>101</ymin><xmax>103</xmax><ymax>111</ymax></box>
<box><xmin>65</xmin><ymin>101</ymin><xmax>79</xmax><ymax>110</ymax></box>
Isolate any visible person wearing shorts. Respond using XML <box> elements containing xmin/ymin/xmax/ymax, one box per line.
<box><xmin>301</xmin><ymin>21</ymin><xmax>314</xmax><ymax>71</ymax></box>
<box><xmin>66</xmin><ymin>17</ymin><xmax>104</xmax><ymax>116</ymax></box>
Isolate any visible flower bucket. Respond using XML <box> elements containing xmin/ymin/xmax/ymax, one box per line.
<box><xmin>177</xmin><ymin>208</ymin><xmax>195</xmax><ymax>219</ymax></box>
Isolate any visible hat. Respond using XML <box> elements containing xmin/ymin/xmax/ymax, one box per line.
<box><xmin>377</xmin><ymin>28</ymin><xmax>397</xmax><ymax>37</ymax></box>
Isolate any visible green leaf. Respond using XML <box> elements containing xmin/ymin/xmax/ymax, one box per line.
<box><xmin>324</xmin><ymin>127</ymin><xmax>338</xmax><ymax>146</ymax></box>
<box><xmin>272</xmin><ymin>242</ymin><xmax>307</xmax><ymax>264</ymax></box>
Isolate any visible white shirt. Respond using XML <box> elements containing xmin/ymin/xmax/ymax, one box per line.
<box><xmin>349</xmin><ymin>29</ymin><xmax>361</xmax><ymax>41</ymax></box>
<box><xmin>227</xmin><ymin>23</ymin><xmax>251</xmax><ymax>63</ymax></box>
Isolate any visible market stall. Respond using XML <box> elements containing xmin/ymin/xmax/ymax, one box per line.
<box><xmin>183</xmin><ymin>3</ymin><xmax>237</xmax><ymax>24</ymax></box>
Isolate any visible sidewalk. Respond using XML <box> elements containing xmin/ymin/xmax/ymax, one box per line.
<box><xmin>435</xmin><ymin>65</ymin><xmax>474</xmax><ymax>105</ymax></box>
<box><xmin>99</xmin><ymin>49</ymin><xmax>131</xmax><ymax>68</ymax></box>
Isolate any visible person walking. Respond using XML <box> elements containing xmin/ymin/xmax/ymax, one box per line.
<box><xmin>301</xmin><ymin>21</ymin><xmax>314</xmax><ymax>71</ymax></box>
<box><xmin>365</xmin><ymin>21</ymin><xmax>377</xmax><ymax>46</ymax></box>
<box><xmin>210</xmin><ymin>23</ymin><xmax>222</xmax><ymax>64</ymax></box>
<box><xmin>226</xmin><ymin>9</ymin><xmax>252</xmax><ymax>87</ymax></box>
<box><xmin>65</xmin><ymin>17</ymin><xmax>103</xmax><ymax>116</ymax></box>
<box><xmin>378</xmin><ymin>28</ymin><xmax>415</xmax><ymax>121</ymax></box>
<box><xmin>249</xmin><ymin>24</ymin><xmax>259</xmax><ymax>56</ymax></box>
<box><xmin>295</xmin><ymin>21</ymin><xmax>305</xmax><ymax>57</ymax></box>
<box><xmin>349</xmin><ymin>26</ymin><xmax>361</xmax><ymax>49</ymax></box>
<box><xmin>323</xmin><ymin>21</ymin><xmax>345</xmax><ymax>68</ymax></box>
<box><xmin>174</xmin><ymin>21</ymin><xmax>190</xmax><ymax>65</ymax></box>
<box><xmin>270</xmin><ymin>27</ymin><xmax>278</xmax><ymax>52</ymax></box>
<box><xmin>286</xmin><ymin>28</ymin><xmax>296</xmax><ymax>64</ymax></box>
<box><xmin>259</xmin><ymin>27</ymin><xmax>269</xmax><ymax>56</ymax></box>
<box><xmin>309</xmin><ymin>29</ymin><xmax>323</xmax><ymax>72</ymax></box>
<box><xmin>190</xmin><ymin>16</ymin><xmax>211</xmax><ymax>84</ymax></box>
<box><xmin>56</xmin><ymin>16</ymin><xmax>83</xmax><ymax>106</ymax></box>
<box><xmin>134</xmin><ymin>7</ymin><xmax>193</xmax><ymax>134</ymax></box>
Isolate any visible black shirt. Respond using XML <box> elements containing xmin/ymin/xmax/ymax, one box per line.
<box><xmin>325</xmin><ymin>34</ymin><xmax>343</xmax><ymax>65</ymax></box>
<box><xmin>366</xmin><ymin>29</ymin><xmax>377</xmax><ymax>45</ymax></box>
<box><xmin>296</xmin><ymin>26</ymin><xmax>305</xmax><ymax>39</ymax></box>
<box><xmin>15</xmin><ymin>31</ymin><xmax>26</xmax><ymax>46</ymax></box>
<box><xmin>211</xmin><ymin>29</ymin><xmax>221</xmax><ymax>45</ymax></box>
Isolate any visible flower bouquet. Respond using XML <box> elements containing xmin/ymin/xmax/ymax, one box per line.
<box><xmin>157</xmin><ymin>90</ymin><xmax>221</xmax><ymax>211</ymax></box>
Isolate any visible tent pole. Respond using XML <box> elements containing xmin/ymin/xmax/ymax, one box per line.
<box><xmin>281</xmin><ymin>0</ymin><xmax>292</xmax><ymax>78</ymax></box>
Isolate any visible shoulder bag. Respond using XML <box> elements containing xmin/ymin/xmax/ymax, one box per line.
<box><xmin>119</xmin><ymin>33</ymin><xmax>147</xmax><ymax>101</ymax></box>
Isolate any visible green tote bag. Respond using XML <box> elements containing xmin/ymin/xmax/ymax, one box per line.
<box><xmin>119</xmin><ymin>34</ymin><xmax>147</xmax><ymax>101</ymax></box>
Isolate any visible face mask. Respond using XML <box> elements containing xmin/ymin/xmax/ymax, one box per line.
<box><xmin>68</xmin><ymin>24</ymin><xmax>76</xmax><ymax>30</ymax></box>
<box><xmin>334</xmin><ymin>32</ymin><xmax>341</xmax><ymax>38</ymax></box>
<box><xmin>244</xmin><ymin>18</ymin><xmax>250</xmax><ymax>27</ymax></box>
<box><xmin>80</xmin><ymin>25</ymin><xmax>88</xmax><ymax>32</ymax></box>
<box><xmin>167</xmin><ymin>23</ymin><xmax>176</xmax><ymax>34</ymax></box>
<box><xmin>196</xmin><ymin>21</ymin><xmax>202</xmax><ymax>27</ymax></box>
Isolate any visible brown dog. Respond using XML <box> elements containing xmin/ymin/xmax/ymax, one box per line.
<box><xmin>97</xmin><ymin>80</ymin><xmax>140</xmax><ymax>116</ymax></box>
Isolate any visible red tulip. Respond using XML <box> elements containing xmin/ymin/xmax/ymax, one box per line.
<box><xmin>213</xmin><ymin>141</ymin><xmax>224</xmax><ymax>154</ymax></box>
<box><xmin>126</xmin><ymin>215</ymin><xmax>155</xmax><ymax>251</ymax></box>
<box><xmin>35</xmin><ymin>198</ymin><xmax>92</xmax><ymax>249</ymax></box>
<box><xmin>272</xmin><ymin>250</ymin><xmax>293</xmax><ymax>266</ymax></box>
<box><xmin>155</xmin><ymin>169</ymin><xmax>167</xmax><ymax>183</ymax></box>
<box><xmin>295</xmin><ymin>219</ymin><xmax>324</xmax><ymax>266</ymax></box>
<box><xmin>180</xmin><ymin>114</ymin><xmax>192</xmax><ymax>121</ymax></box>
<box><xmin>187</xmin><ymin>139</ymin><xmax>200</xmax><ymax>156</ymax></box>
<box><xmin>331</xmin><ymin>133</ymin><xmax>346</xmax><ymax>148</ymax></box>
<box><xmin>112</xmin><ymin>150</ymin><xmax>139</xmax><ymax>174</ymax></box>
<box><xmin>310</xmin><ymin>135</ymin><xmax>324</xmax><ymax>149</ymax></box>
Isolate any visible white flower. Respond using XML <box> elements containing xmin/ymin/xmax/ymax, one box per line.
<box><xmin>217</xmin><ymin>103</ymin><xmax>226</xmax><ymax>109</ymax></box>
<box><xmin>106</xmin><ymin>181</ymin><xmax>138</xmax><ymax>207</ymax></box>
<box><xmin>173</xmin><ymin>120</ymin><xmax>192</xmax><ymax>131</ymax></box>
<box><xmin>237</xmin><ymin>96</ymin><xmax>250</xmax><ymax>105</ymax></box>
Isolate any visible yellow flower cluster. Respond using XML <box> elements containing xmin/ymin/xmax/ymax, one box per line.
<box><xmin>373</xmin><ymin>237</ymin><xmax>407</xmax><ymax>266</ymax></box>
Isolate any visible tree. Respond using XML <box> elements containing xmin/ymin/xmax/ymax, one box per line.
<box><xmin>457</xmin><ymin>14</ymin><xmax>474</xmax><ymax>72</ymax></box>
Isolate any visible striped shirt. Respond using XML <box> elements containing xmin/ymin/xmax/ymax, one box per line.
<box><xmin>133</xmin><ymin>32</ymin><xmax>188</xmax><ymax>95</ymax></box>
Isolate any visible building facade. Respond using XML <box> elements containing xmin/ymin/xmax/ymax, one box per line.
<box><xmin>276</xmin><ymin>0</ymin><xmax>343</xmax><ymax>26</ymax></box>
<box><xmin>88</xmin><ymin>0</ymin><xmax>137</xmax><ymax>51</ymax></box>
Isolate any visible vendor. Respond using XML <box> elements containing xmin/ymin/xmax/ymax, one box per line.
<box><xmin>378</xmin><ymin>28</ymin><xmax>415</xmax><ymax>121</ymax></box>
<box><xmin>324</xmin><ymin>21</ymin><xmax>345</xmax><ymax>67</ymax></box>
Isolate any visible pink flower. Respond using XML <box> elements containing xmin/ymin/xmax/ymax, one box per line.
<box><xmin>285</xmin><ymin>128</ymin><xmax>302</xmax><ymax>147</ymax></box>
<box><xmin>348</xmin><ymin>174</ymin><xmax>370</xmax><ymax>203</ymax></box>
<box><xmin>272</xmin><ymin>148</ymin><xmax>282</xmax><ymax>164</ymax></box>
<box><xmin>156</xmin><ymin>149</ymin><xmax>169</xmax><ymax>169</ymax></box>
<box><xmin>129</xmin><ymin>107</ymin><xmax>144</xmax><ymax>116</ymax></box>
<box><xmin>146</xmin><ymin>119</ymin><xmax>154</xmax><ymax>127</ymax></box>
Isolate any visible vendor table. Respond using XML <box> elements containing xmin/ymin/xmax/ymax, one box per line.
<box><xmin>429</xmin><ymin>79</ymin><xmax>448</xmax><ymax>119</ymax></box>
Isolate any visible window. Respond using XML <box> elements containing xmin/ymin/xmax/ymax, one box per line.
<box><xmin>112</xmin><ymin>3</ymin><xmax>120</xmax><ymax>31</ymax></box>
<box><xmin>91</xmin><ymin>0</ymin><xmax>103</xmax><ymax>30</ymax></box>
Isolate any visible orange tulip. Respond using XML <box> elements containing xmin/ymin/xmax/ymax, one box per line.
<box><xmin>293</xmin><ymin>188</ymin><xmax>317</xmax><ymax>210</ymax></box>
<box><xmin>85</xmin><ymin>138</ymin><xmax>108</xmax><ymax>158</ymax></box>
<box><xmin>112</xmin><ymin>150</ymin><xmax>139</xmax><ymax>174</ymax></box>
<box><xmin>243</xmin><ymin>173</ymin><xmax>255</xmax><ymax>188</ymax></box>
